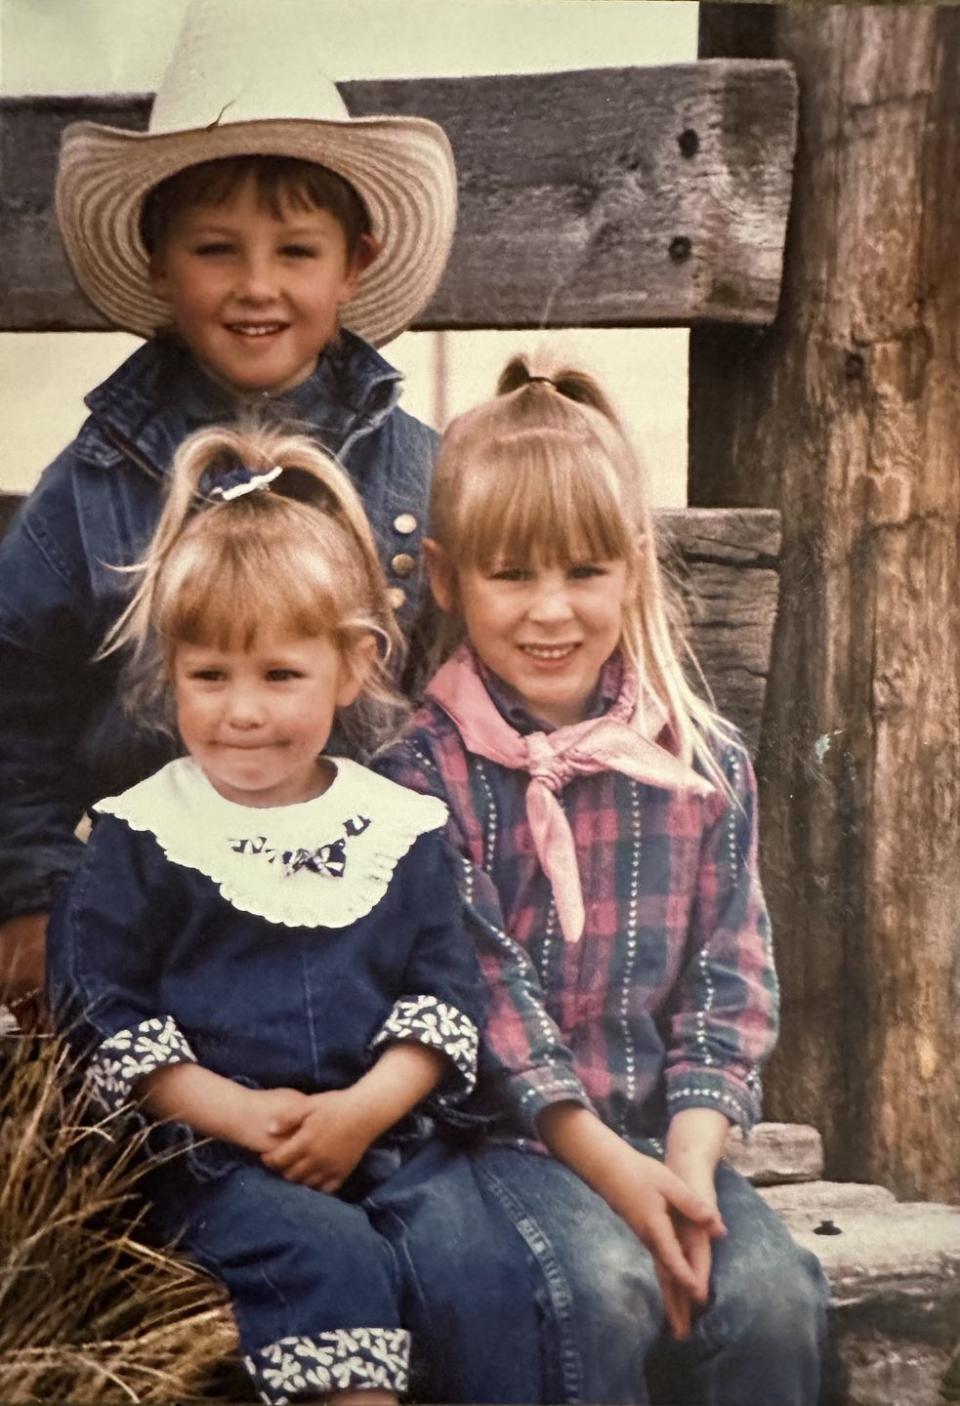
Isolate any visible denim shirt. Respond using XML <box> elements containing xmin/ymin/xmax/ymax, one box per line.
<box><xmin>0</xmin><ymin>332</ymin><xmax>438</xmax><ymax>924</ymax></box>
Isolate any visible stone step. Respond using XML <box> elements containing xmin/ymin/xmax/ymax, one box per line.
<box><xmin>759</xmin><ymin>1180</ymin><xmax>960</xmax><ymax>1406</ymax></box>
<box><xmin>725</xmin><ymin>1120</ymin><xmax>825</xmax><ymax>1184</ymax></box>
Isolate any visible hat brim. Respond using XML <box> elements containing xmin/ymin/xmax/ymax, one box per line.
<box><xmin>55</xmin><ymin>115</ymin><xmax>457</xmax><ymax>347</ymax></box>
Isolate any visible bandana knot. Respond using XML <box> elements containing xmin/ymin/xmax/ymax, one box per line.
<box><xmin>426</xmin><ymin>645</ymin><xmax>715</xmax><ymax>944</ymax></box>
<box><xmin>524</xmin><ymin>732</ymin><xmax>574</xmax><ymax>790</ymax></box>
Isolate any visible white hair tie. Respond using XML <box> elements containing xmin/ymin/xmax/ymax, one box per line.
<box><xmin>208</xmin><ymin>465</ymin><xmax>283</xmax><ymax>502</ymax></box>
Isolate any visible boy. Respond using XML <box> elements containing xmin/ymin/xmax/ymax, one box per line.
<box><xmin>0</xmin><ymin>2</ymin><xmax>456</xmax><ymax>1016</ymax></box>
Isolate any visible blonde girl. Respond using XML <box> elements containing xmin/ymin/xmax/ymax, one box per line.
<box><xmin>46</xmin><ymin>425</ymin><xmax>550</xmax><ymax>1406</ymax></box>
<box><xmin>376</xmin><ymin>356</ymin><xmax>829</xmax><ymax>1406</ymax></box>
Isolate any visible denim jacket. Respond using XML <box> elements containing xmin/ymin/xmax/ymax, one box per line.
<box><xmin>0</xmin><ymin>332</ymin><xmax>438</xmax><ymax>924</ymax></box>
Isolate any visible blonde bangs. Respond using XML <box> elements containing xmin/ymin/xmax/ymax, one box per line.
<box><xmin>449</xmin><ymin>431</ymin><xmax>637</xmax><ymax>572</ymax></box>
<box><xmin>154</xmin><ymin>504</ymin><xmax>357</xmax><ymax>653</ymax></box>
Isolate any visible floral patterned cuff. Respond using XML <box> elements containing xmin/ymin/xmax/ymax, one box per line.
<box><xmin>88</xmin><ymin>1014</ymin><xmax>197</xmax><ymax>1114</ymax></box>
<box><xmin>246</xmin><ymin>1327</ymin><xmax>410</xmax><ymax>1404</ymax></box>
<box><xmin>371</xmin><ymin>995</ymin><xmax>478</xmax><ymax>1101</ymax></box>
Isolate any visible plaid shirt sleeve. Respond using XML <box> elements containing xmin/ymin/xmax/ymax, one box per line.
<box><xmin>662</xmin><ymin>741</ymin><xmax>779</xmax><ymax>1132</ymax></box>
<box><xmin>456</xmin><ymin>856</ymin><xmax>595</xmax><ymax>1136</ymax></box>
<box><xmin>374</xmin><ymin>726</ymin><xmax>593</xmax><ymax>1137</ymax></box>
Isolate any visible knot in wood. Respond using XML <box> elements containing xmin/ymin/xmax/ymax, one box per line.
<box><xmin>678</xmin><ymin>128</ymin><xmax>700</xmax><ymax>158</ymax></box>
<box><xmin>669</xmin><ymin>235</ymin><xmax>692</xmax><ymax>263</ymax></box>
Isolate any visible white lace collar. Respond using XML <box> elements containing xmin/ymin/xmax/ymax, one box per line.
<box><xmin>95</xmin><ymin>757</ymin><xmax>448</xmax><ymax>929</ymax></box>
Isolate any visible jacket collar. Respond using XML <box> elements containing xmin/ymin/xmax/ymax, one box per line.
<box><xmin>76</xmin><ymin>330</ymin><xmax>403</xmax><ymax>477</ymax></box>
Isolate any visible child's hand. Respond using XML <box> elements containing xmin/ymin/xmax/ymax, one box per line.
<box><xmin>603</xmin><ymin>1145</ymin><xmax>725</xmax><ymax>1316</ymax></box>
<box><xmin>652</xmin><ymin>1205</ymin><xmax>718</xmax><ymax>1340</ymax></box>
<box><xmin>661</xmin><ymin>1107</ymin><xmax>731</xmax><ymax>1338</ymax></box>
<box><xmin>537</xmin><ymin>1103</ymin><xmax>725</xmax><ymax>1323</ymax></box>
<box><xmin>260</xmin><ymin>1088</ymin><xmax>378</xmax><ymax>1193</ymax></box>
<box><xmin>0</xmin><ymin>912</ymin><xmax>48</xmax><ymax>1030</ymax></box>
<box><xmin>238</xmin><ymin>1087</ymin><xmax>313</xmax><ymax>1155</ymax></box>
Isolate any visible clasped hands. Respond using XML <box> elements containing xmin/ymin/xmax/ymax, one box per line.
<box><xmin>653</xmin><ymin>1159</ymin><xmax>725</xmax><ymax>1342</ymax></box>
<box><xmin>536</xmin><ymin>1103</ymin><xmax>728</xmax><ymax>1344</ymax></box>
<box><xmin>244</xmin><ymin>1085</ymin><xmax>377</xmax><ymax>1194</ymax></box>
<box><xmin>600</xmin><ymin>1144</ymin><xmax>725</xmax><ymax>1342</ymax></box>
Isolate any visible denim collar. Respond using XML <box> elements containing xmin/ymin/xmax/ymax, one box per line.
<box><xmin>473</xmin><ymin>646</ymin><xmax>625</xmax><ymax>737</ymax></box>
<box><xmin>76</xmin><ymin>330</ymin><xmax>403</xmax><ymax>478</ymax></box>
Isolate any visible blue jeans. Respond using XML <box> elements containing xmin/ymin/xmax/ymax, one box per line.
<box><xmin>471</xmin><ymin>1145</ymin><xmax>829</xmax><ymax>1406</ymax></box>
<box><xmin>145</xmin><ymin>1139</ymin><xmax>547</xmax><ymax>1404</ymax></box>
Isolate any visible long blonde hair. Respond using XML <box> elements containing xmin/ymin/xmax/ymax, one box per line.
<box><xmin>104</xmin><ymin>423</ymin><xmax>405</xmax><ymax>754</ymax></box>
<box><xmin>429</xmin><ymin>354</ymin><xmax>737</xmax><ymax>789</ymax></box>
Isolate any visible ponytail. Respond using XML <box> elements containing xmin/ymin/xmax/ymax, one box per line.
<box><xmin>496</xmin><ymin>355</ymin><xmax>620</xmax><ymax>422</ymax></box>
<box><xmin>104</xmin><ymin>423</ymin><xmax>405</xmax><ymax>754</ymax></box>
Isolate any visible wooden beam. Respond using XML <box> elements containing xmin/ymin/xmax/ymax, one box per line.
<box><xmin>659</xmin><ymin>507</ymin><xmax>780</xmax><ymax>756</ymax></box>
<box><xmin>0</xmin><ymin>61</ymin><xmax>797</xmax><ymax>333</ymax></box>
<box><xmin>692</xmin><ymin>4</ymin><xmax>960</xmax><ymax>1201</ymax></box>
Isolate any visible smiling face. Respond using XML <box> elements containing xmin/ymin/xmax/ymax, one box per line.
<box><xmin>437</xmin><ymin>553</ymin><xmax>630</xmax><ymax>728</ymax></box>
<box><xmin>173</xmin><ymin>632</ymin><xmax>363</xmax><ymax>807</ymax></box>
<box><xmin>149</xmin><ymin>174</ymin><xmax>369</xmax><ymax>394</ymax></box>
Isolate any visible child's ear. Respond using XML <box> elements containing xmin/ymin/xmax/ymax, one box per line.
<box><xmin>341</xmin><ymin>233</ymin><xmax>381</xmax><ymax>301</ymax></box>
<box><xmin>336</xmin><ymin>634</ymin><xmax>378</xmax><ymax>707</ymax></box>
<box><xmin>422</xmin><ymin>538</ymin><xmax>457</xmax><ymax>613</ymax></box>
<box><xmin>147</xmin><ymin>250</ymin><xmax>171</xmax><ymax>304</ymax></box>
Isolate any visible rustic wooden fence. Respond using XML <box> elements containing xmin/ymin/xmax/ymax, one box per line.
<box><xmin>1</xmin><ymin>63</ymin><xmax>796</xmax><ymax>331</ymax></box>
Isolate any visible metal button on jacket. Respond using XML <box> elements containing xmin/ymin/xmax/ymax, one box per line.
<box><xmin>391</xmin><ymin>553</ymin><xmax>416</xmax><ymax>578</ymax></box>
<box><xmin>393</xmin><ymin>513</ymin><xmax>417</xmax><ymax>535</ymax></box>
<box><xmin>387</xmin><ymin>587</ymin><xmax>406</xmax><ymax>610</ymax></box>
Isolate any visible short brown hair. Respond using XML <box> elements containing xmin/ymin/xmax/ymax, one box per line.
<box><xmin>140</xmin><ymin>154</ymin><xmax>372</xmax><ymax>258</ymax></box>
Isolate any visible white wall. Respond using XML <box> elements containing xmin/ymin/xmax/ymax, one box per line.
<box><xmin>0</xmin><ymin>0</ymin><xmax>696</xmax><ymax>503</ymax></box>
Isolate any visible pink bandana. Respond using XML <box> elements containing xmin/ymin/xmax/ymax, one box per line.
<box><xmin>425</xmin><ymin>645</ymin><xmax>714</xmax><ymax>943</ymax></box>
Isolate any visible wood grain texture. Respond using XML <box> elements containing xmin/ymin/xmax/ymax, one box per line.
<box><xmin>0</xmin><ymin>61</ymin><xmax>797</xmax><ymax>332</ymax></box>
<box><xmin>658</xmin><ymin>507</ymin><xmax>780</xmax><ymax>754</ymax></box>
<box><xmin>693</xmin><ymin>4</ymin><xmax>960</xmax><ymax>1201</ymax></box>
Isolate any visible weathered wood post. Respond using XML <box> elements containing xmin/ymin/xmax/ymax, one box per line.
<box><xmin>691</xmin><ymin>3</ymin><xmax>960</xmax><ymax>1201</ymax></box>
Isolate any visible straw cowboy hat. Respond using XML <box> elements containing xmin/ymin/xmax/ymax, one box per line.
<box><xmin>55</xmin><ymin>0</ymin><xmax>457</xmax><ymax>347</ymax></box>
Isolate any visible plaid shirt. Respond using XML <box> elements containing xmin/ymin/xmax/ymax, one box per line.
<box><xmin>375</xmin><ymin>653</ymin><xmax>778</xmax><ymax>1143</ymax></box>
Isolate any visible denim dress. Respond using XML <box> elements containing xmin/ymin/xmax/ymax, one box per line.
<box><xmin>47</xmin><ymin>757</ymin><xmax>548</xmax><ymax>1405</ymax></box>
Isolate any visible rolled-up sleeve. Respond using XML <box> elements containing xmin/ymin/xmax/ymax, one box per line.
<box><xmin>663</xmin><ymin>744</ymin><xmax>778</xmax><ymax>1132</ymax></box>
<box><xmin>370</xmin><ymin>833</ymin><xmax>481</xmax><ymax>1108</ymax></box>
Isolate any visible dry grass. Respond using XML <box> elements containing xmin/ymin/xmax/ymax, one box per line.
<box><xmin>0</xmin><ymin>1032</ymin><xmax>243</xmax><ymax>1403</ymax></box>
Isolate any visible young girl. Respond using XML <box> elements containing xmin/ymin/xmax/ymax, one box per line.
<box><xmin>45</xmin><ymin>425</ymin><xmax>549</xmax><ymax>1406</ymax></box>
<box><xmin>376</xmin><ymin>356</ymin><xmax>830</xmax><ymax>1406</ymax></box>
